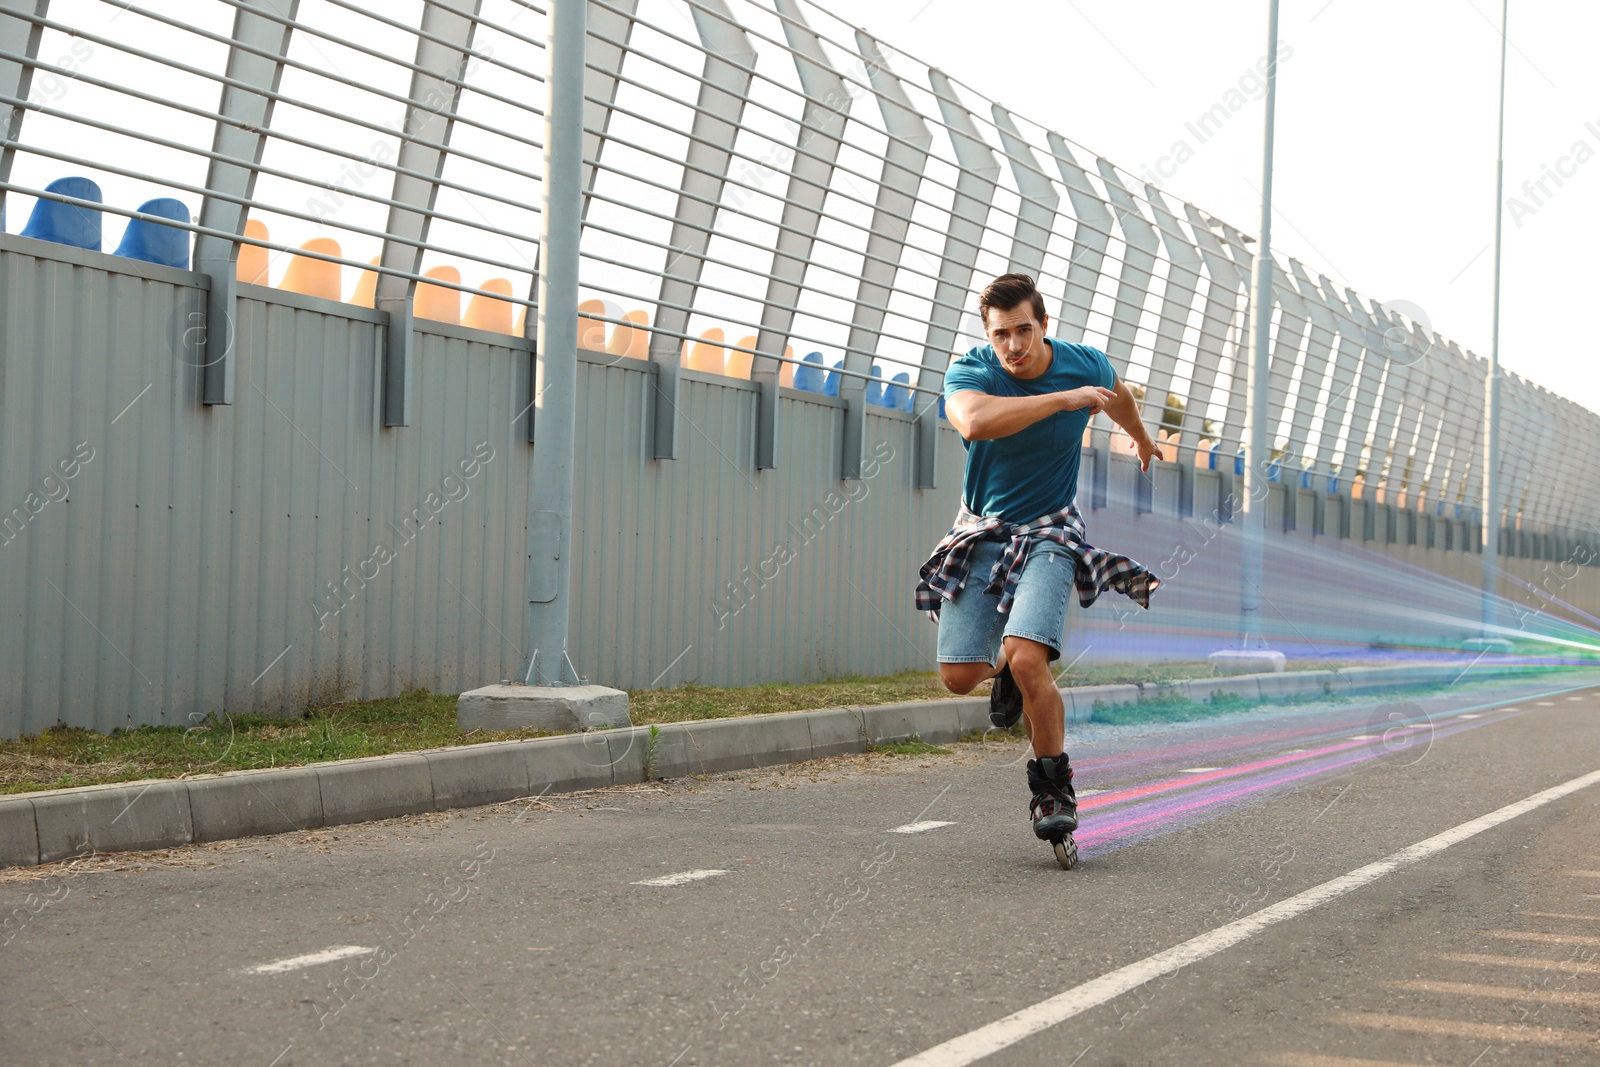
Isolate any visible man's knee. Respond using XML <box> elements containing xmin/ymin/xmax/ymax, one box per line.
<box><xmin>940</xmin><ymin>662</ymin><xmax>991</xmax><ymax>695</ymax></box>
<box><xmin>1004</xmin><ymin>639</ymin><xmax>1055</xmax><ymax>690</ymax></box>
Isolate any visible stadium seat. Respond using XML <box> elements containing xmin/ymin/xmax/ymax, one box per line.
<box><xmin>727</xmin><ymin>335</ymin><xmax>756</xmax><ymax>379</ymax></box>
<box><xmin>1195</xmin><ymin>438</ymin><xmax>1212</xmax><ymax>467</ymax></box>
<box><xmin>414</xmin><ymin>265</ymin><xmax>461</xmax><ymax>323</ymax></box>
<box><xmin>348</xmin><ymin>255</ymin><xmax>379</xmax><ymax>306</ymax></box>
<box><xmin>21</xmin><ymin>176</ymin><xmax>102</xmax><ymax>250</ymax></box>
<box><xmin>464</xmin><ymin>277</ymin><xmax>516</xmax><ymax>335</ymax></box>
<box><xmin>279</xmin><ymin>237</ymin><xmax>342</xmax><ymax>301</ymax></box>
<box><xmin>685</xmin><ymin>328</ymin><xmax>725</xmax><ymax>373</ymax></box>
<box><xmin>793</xmin><ymin>351</ymin><xmax>825</xmax><ymax>393</ymax></box>
<box><xmin>578</xmin><ymin>299</ymin><xmax>608</xmax><ymax>351</ymax></box>
<box><xmin>938</xmin><ymin>395</ymin><xmax>946</xmax><ymax>420</ymax></box>
<box><xmin>823</xmin><ymin>359</ymin><xmax>842</xmax><ymax>397</ymax></box>
<box><xmin>236</xmin><ymin>219</ymin><xmax>270</xmax><ymax>285</ymax></box>
<box><xmin>885</xmin><ymin>371</ymin><xmax>910</xmax><ymax>412</ymax></box>
<box><xmin>606</xmin><ymin>310</ymin><xmax>649</xmax><ymax>359</ymax></box>
<box><xmin>113</xmin><ymin>197</ymin><xmax>190</xmax><ymax>268</ymax></box>
<box><xmin>866</xmin><ymin>365</ymin><xmax>885</xmax><ymax>407</ymax></box>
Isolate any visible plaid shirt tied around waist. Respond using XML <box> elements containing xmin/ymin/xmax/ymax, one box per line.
<box><xmin>914</xmin><ymin>504</ymin><xmax>1160</xmax><ymax>620</ymax></box>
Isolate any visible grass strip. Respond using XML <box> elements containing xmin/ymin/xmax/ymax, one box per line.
<box><xmin>0</xmin><ymin>660</ymin><xmax>1532</xmax><ymax>795</ymax></box>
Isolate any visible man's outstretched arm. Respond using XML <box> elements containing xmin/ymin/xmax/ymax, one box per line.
<box><xmin>946</xmin><ymin>386</ymin><xmax>1115</xmax><ymax>442</ymax></box>
<box><xmin>1101</xmin><ymin>380</ymin><xmax>1165</xmax><ymax>472</ymax></box>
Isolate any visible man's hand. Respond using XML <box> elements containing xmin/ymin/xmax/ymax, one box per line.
<box><xmin>1061</xmin><ymin>386</ymin><xmax>1117</xmax><ymax>414</ymax></box>
<box><xmin>1127</xmin><ymin>434</ymin><xmax>1165</xmax><ymax>473</ymax></box>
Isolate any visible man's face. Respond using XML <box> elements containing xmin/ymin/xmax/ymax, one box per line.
<box><xmin>984</xmin><ymin>302</ymin><xmax>1051</xmax><ymax>379</ymax></box>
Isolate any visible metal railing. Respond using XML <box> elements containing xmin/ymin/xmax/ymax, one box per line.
<box><xmin>0</xmin><ymin>0</ymin><xmax>1595</xmax><ymax>531</ymax></box>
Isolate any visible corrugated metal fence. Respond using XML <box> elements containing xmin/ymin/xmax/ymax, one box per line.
<box><xmin>3</xmin><ymin>235</ymin><xmax>1596</xmax><ymax>737</ymax></box>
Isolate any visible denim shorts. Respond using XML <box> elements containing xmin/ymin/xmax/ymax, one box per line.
<box><xmin>935</xmin><ymin>538</ymin><xmax>1076</xmax><ymax>665</ymax></box>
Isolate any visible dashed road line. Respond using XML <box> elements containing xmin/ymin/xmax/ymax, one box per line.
<box><xmin>632</xmin><ymin>869</ymin><xmax>728</xmax><ymax>887</ymax></box>
<box><xmin>889</xmin><ymin>821</ymin><xmax>956</xmax><ymax>834</ymax></box>
<box><xmin>246</xmin><ymin>946</ymin><xmax>375</xmax><ymax>975</ymax></box>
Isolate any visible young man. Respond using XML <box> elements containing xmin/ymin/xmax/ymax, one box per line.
<box><xmin>915</xmin><ymin>273</ymin><xmax>1162</xmax><ymax>853</ymax></box>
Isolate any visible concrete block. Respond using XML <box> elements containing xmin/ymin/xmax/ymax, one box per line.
<box><xmin>1281</xmin><ymin>670</ymin><xmax>1335</xmax><ymax>698</ymax></box>
<box><xmin>859</xmin><ymin>699</ymin><xmax>964</xmax><ymax>745</ymax></box>
<box><xmin>1069</xmin><ymin>685</ymin><xmax>1140</xmax><ymax>722</ymax></box>
<box><xmin>1209</xmin><ymin>650</ymin><xmax>1287</xmax><ymax>674</ymax></box>
<box><xmin>1194</xmin><ymin>676</ymin><xmax>1263</xmax><ymax>701</ymax></box>
<box><xmin>1329</xmin><ymin>666</ymin><xmax>1386</xmax><ymax>694</ymax></box>
<box><xmin>32</xmin><ymin>779</ymin><xmax>193</xmax><ymax>863</ymax></box>
<box><xmin>651</xmin><ymin>713</ymin><xmax>815</xmax><ymax>778</ymax></box>
<box><xmin>316</xmin><ymin>754</ymin><xmax>434</xmax><ymax>827</ymax></box>
<box><xmin>0</xmin><ymin>796</ymin><xmax>39</xmax><ymax>869</ymax></box>
<box><xmin>952</xmin><ymin>697</ymin><xmax>992</xmax><ymax>736</ymax></box>
<box><xmin>525</xmin><ymin>733</ymin><xmax>618</xmax><ymax>793</ymax></box>
<box><xmin>425</xmin><ymin>742</ymin><xmax>531</xmax><ymax>811</ymax></box>
<box><xmin>188</xmin><ymin>768</ymin><xmax>324</xmax><ymax>843</ymax></box>
<box><xmin>1255</xmin><ymin>672</ymin><xmax>1304</xmax><ymax>700</ymax></box>
<box><xmin>456</xmin><ymin>683</ymin><xmax>630</xmax><ymax>733</ymax></box>
<box><xmin>807</xmin><ymin>708</ymin><xmax>866</xmax><ymax>759</ymax></box>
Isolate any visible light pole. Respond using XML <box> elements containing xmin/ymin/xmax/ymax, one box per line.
<box><xmin>1482</xmin><ymin>0</ymin><xmax>1509</xmax><ymax>633</ymax></box>
<box><xmin>1240</xmin><ymin>0</ymin><xmax>1281</xmax><ymax>651</ymax></box>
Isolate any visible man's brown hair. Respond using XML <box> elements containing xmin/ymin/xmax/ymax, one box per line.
<box><xmin>978</xmin><ymin>272</ymin><xmax>1046</xmax><ymax>326</ymax></box>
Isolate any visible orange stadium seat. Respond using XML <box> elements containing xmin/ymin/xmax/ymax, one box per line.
<box><xmin>685</xmin><ymin>329</ymin><xmax>725</xmax><ymax>374</ymax></box>
<box><xmin>348</xmin><ymin>256</ymin><xmax>379</xmax><ymax>307</ymax></box>
<box><xmin>415</xmin><ymin>265</ymin><xmax>461</xmax><ymax>323</ymax></box>
<box><xmin>464</xmin><ymin>277</ymin><xmax>516</xmax><ymax>335</ymax></box>
<box><xmin>606</xmin><ymin>310</ymin><xmax>650</xmax><ymax>359</ymax></box>
<box><xmin>278</xmin><ymin>237</ymin><xmax>342</xmax><ymax>300</ymax></box>
<box><xmin>578</xmin><ymin>299</ymin><xmax>608</xmax><ymax>351</ymax></box>
<box><xmin>236</xmin><ymin>219</ymin><xmax>270</xmax><ymax>285</ymax></box>
<box><xmin>727</xmin><ymin>335</ymin><xmax>756</xmax><ymax>379</ymax></box>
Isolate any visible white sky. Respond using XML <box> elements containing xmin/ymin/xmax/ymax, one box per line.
<box><xmin>861</xmin><ymin>0</ymin><xmax>1600</xmax><ymax>415</ymax></box>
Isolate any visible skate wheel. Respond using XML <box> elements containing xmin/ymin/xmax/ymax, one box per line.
<box><xmin>1053</xmin><ymin>835</ymin><xmax>1079</xmax><ymax>870</ymax></box>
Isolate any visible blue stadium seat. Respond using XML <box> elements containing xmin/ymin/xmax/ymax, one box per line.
<box><xmin>866</xmin><ymin>365</ymin><xmax>884</xmax><ymax>407</ymax></box>
<box><xmin>21</xmin><ymin>176</ymin><xmax>102</xmax><ymax>250</ymax></box>
<box><xmin>793</xmin><ymin>351</ymin><xmax>826</xmax><ymax>393</ymax></box>
<box><xmin>938</xmin><ymin>395</ymin><xmax>946</xmax><ymax>420</ymax></box>
<box><xmin>113</xmin><ymin>197</ymin><xmax>190</xmax><ymax>268</ymax></box>
<box><xmin>1234</xmin><ymin>448</ymin><xmax>1244</xmax><ymax>476</ymax></box>
<box><xmin>886</xmin><ymin>371</ymin><xmax>911</xmax><ymax>412</ymax></box>
<box><xmin>823</xmin><ymin>359</ymin><xmax>842</xmax><ymax>398</ymax></box>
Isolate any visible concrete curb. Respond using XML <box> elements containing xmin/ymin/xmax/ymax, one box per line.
<box><xmin>0</xmin><ymin>662</ymin><xmax>1586</xmax><ymax>868</ymax></box>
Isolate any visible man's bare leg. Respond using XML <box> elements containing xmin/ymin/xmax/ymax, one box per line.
<box><xmin>1002</xmin><ymin>635</ymin><xmax>1062</xmax><ymax>756</ymax></box>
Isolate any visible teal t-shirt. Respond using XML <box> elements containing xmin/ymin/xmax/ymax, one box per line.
<box><xmin>943</xmin><ymin>338</ymin><xmax>1117</xmax><ymax>522</ymax></box>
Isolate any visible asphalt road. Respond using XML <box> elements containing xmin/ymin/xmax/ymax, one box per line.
<box><xmin>3</xmin><ymin>676</ymin><xmax>1599</xmax><ymax>1067</ymax></box>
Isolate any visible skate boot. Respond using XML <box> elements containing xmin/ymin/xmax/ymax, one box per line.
<box><xmin>988</xmin><ymin>663</ymin><xmax>1024</xmax><ymax>730</ymax></box>
<box><xmin>1026</xmin><ymin>755</ymin><xmax>1080</xmax><ymax>870</ymax></box>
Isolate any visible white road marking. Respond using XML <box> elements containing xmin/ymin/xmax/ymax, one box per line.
<box><xmin>1347</xmin><ymin>735</ymin><xmax>1375</xmax><ymax>740</ymax></box>
<box><xmin>1538</xmin><ymin>702</ymin><xmax>1556</xmax><ymax>706</ymax></box>
<box><xmin>1076</xmin><ymin>789</ymin><xmax>1108</xmax><ymax>798</ymax></box>
<box><xmin>886</xmin><ymin>766</ymin><xmax>1600</xmax><ymax>1067</ymax></box>
<box><xmin>1569</xmin><ymin>697</ymin><xmax>1585</xmax><ymax>701</ymax></box>
<box><xmin>1178</xmin><ymin>767</ymin><xmax>1219</xmax><ymax>774</ymax></box>
<box><xmin>247</xmin><ymin>946</ymin><xmax>375</xmax><ymax>975</ymax></box>
<box><xmin>1456</xmin><ymin>714</ymin><xmax>1482</xmax><ymax>719</ymax></box>
<box><xmin>889</xmin><ymin>820</ymin><xmax>956</xmax><ymax>834</ymax></box>
<box><xmin>632</xmin><ymin>869</ymin><xmax>728</xmax><ymax>887</ymax></box>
